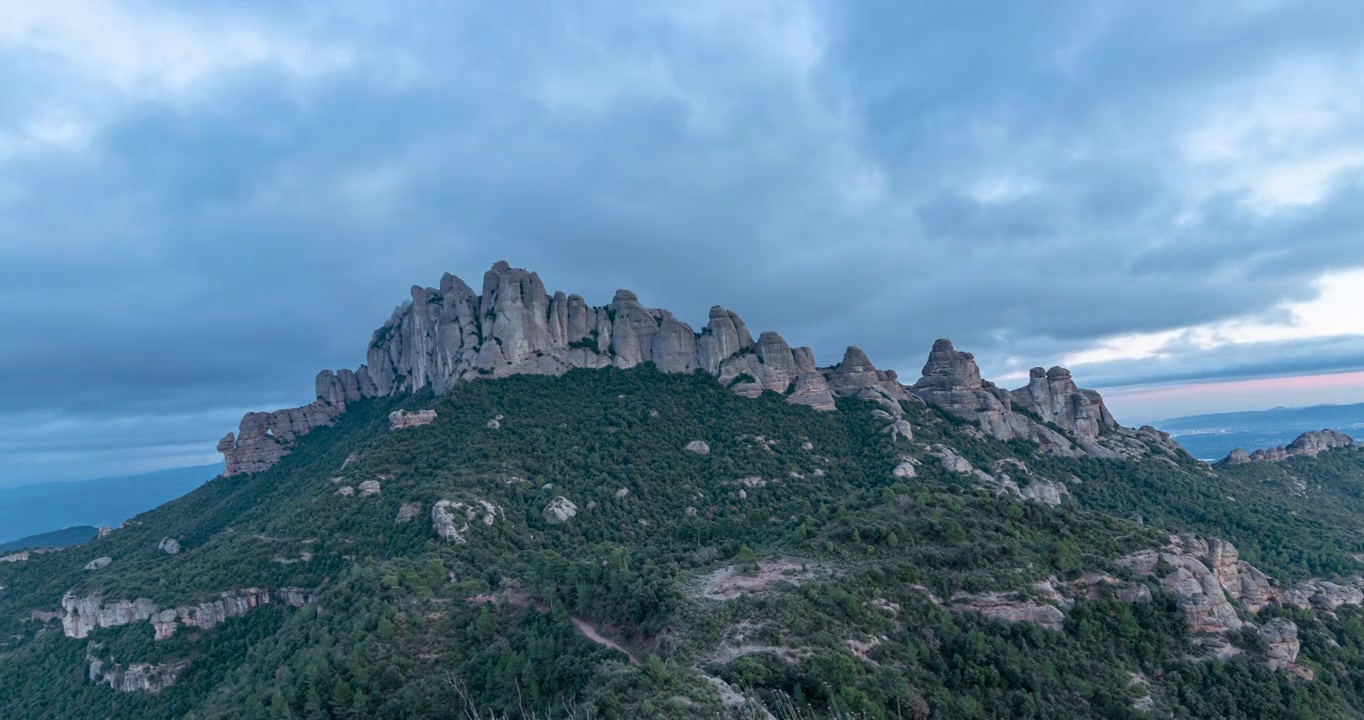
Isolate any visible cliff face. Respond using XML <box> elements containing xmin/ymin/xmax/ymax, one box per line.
<box><xmin>220</xmin><ymin>263</ymin><xmax>1154</xmax><ymax>475</ymax></box>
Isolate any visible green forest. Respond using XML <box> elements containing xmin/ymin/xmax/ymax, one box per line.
<box><xmin>4</xmin><ymin>366</ymin><xmax>1364</xmax><ymax>718</ymax></box>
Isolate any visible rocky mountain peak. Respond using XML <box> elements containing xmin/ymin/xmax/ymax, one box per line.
<box><xmin>914</xmin><ymin>339</ymin><xmax>984</xmax><ymax>391</ymax></box>
<box><xmin>219</xmin><ymin>264</ymin><xmax>1167</xmax><ymax>476</ymax></box>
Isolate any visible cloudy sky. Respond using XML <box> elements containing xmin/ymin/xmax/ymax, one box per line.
<box><xmin>4</xmin><ymin>0</ymin><xmax>1364</xmax><ymax>485</ymax></box>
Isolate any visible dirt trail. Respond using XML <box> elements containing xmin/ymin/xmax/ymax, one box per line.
<box><xmin>468</xmin><ymin>587</ymin><xmax>641</xmax><ymax>665</ymax></box>
<box><xmin>570</xmin><ymin>617</ymin><xmax>642</xmax><ymax>665</ymax></box>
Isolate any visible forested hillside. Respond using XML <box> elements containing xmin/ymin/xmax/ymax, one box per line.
<box><xmin>5</xmin><ymin>367</ymin><xmax>1364</xmax><ymax>718</ymax></box>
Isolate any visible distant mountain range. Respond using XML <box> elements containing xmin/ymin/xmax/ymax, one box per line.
<box><xmin>1155</xmin><ymin>402</ymin><xmax>1364</xmax><ymax>460</ymax></box>
<box><xmin>0</xmin><ymin>464</ymin><xmax>222</xmax><ymax>545</ymax></box>
<box><xmin>0</xmin><ymin>526</ymin><xmax>99</xmax><ymax>554</ymax></box>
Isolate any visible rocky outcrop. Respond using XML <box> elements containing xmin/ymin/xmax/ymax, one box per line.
<box><xmin>432</xmin><ymin>499</ymin><xmax>503</xmax><ymax>543</ymax></box>
<box><xmin>390</xmin><ymin>409</ymin><xmax>437</xmax><ymax>430</ymax></box>
<box><xmin>87</xmin><ymin>651</ymin><xmax>187</xmax><ymax>694</ymax></box>
<box><xmin>1</xmin><ymin>551</ymin><xmax>30</xmax><ymax>563</ymax></box>
<box><xmin>684</xmin><ymin>440</ymin><xmax>711</xmax><ymax>455</ymax></box>
<box><xmin>951</xmin><ymin>593</ymin><xmax>1065</xmax><ymax>631</ymax></box>
<box><xmin>1260</xmin><ymin>618</ymin><xmax>1300</xmax><ymax>671</ymax></box>
<box><xmin>219</xmin><ymin>402</ymin><xmax>344</xmax><ymax>477</ymax></box>
<box><xmin>62</xmin><ymin>595</ymin><xmax>157</xmax><ymax>638</ymax></box>
<box><xmin>1011</xmin><ymin>366</ymin><xmax>1116</xmax><ymax>439</ymax></box>
<box><xmin>1020</xmin><ymin>480</ymin><xmax>1070</xmax><ymax>507</ymax></box>
<box><xmin>912</xmin><ymin>341</ymin><xmax>1078</xmax><ymax>454</ymax></box>
<box><xmin>1223</xmin><ymin>429</ymin><xmax>1356</xmax><ymax>465</ymax></box>
<box><xmin>542</xmin><ymin>496</ymin><xmax>579</xmax><ymax>524</ymax></box>
<box><xmin>158</xmin><ymin>538</ymin><xmax>180</xmax><ymax>555</ymax></box>
<box><xmin>1117</xmin><ymin>538</ymin><xmax>1245</xmax><ymax>637</ymax></box>
<box><xmin>220</xmin><ymin>263</ymin><xmax>865</xmax><ymax>474</ymax></box>
<box><xmin>358</xmin><ymin>480</ymin><xmax>381</xmax><ymax>496</ymax></box>
<box><xmin>221</xmin><ymin>265</ymin><xmax>1179</xmax><ymax>475</ymax></box>
<box><xmin>84</xmin><ymin>557</ymin><xmax>112</xmax><ymax>571</ymax></box>
<box><xmin>60</xmin><ymin>588</ymin><xmax>317</xmax><ymax>640</ymax></box>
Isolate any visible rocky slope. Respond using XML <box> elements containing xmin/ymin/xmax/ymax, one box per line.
<box><xmin>221</xmin><ymin>262</ymin><xmax>1170</xmax><ymax>476</ymax></box>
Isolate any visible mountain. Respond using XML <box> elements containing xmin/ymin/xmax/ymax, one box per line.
<box><xmin>0</xmin><ymin>526</ymin><xmax>98</xmax><ymax>554</ymax></box>
<box><xmin>0</xmin><ymin>464</ymin><xmax>222</xmax><ymax>545</ymax></box>
<box><xmin>6</xmin><ymin>262</ymin><xmax>1364</xmax><ymax>718</ymax></box>
<box><xmin>1155</xmin><ymin>402</ymin><xmax>1364</xmax><ymax>460</ymax></box>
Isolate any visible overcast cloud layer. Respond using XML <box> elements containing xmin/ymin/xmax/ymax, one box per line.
<box><xmin>4</xmin><ymin>0</ymin><xmax>1364</xmax><ymax>484</ymax></box>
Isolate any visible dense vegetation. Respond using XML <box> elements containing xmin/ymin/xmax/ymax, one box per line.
<box><xmin>4</xmin><ymin>366</ymin><xmax>1364</xmax><ymax>718</ymax></box>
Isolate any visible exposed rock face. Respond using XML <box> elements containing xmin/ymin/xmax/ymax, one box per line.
<box><xmin>1284</xmin><ymin>578</ymin><xmax>1364</xmax><ymax>610</ymax></box>
<box><xmin>1117</xmin><ymin>535</ymin><xmax>1270</xmax><ymax>637</ymax></box>
<box><xmin>543</xmin><ymin>496</ymin><xmax>579</xmax><ymax>524</ymax></box>
<box><xmin>684</xmin><ymin>440</ymin><xmax>711</xmax><ymax>455</ymax></box>
<box><xmin>1223</xmin><ymin>429</ymin><xmax>1356</xmax><ymax>465</ymax></box>
<box><xmin>1020</xmin><ymin>480</ymin><xmax>1069</xmax><ymax>507</ymax></box>
<box><xmin>158</xmin><ymin>538</ymin><xmax>180</xmax><ymax>555</ymax></box>
<box><xmin>390</xmin><ymin>409</ymin><xmax>437</xmax><ymax>430</ymax></box>
<box><xmin>219</xmin><ymin>402</ymin><xmax>344</xmax><ymax>477</ymax></box>
<box><xmin>358</xmin><ymin>480</ymin><xmax>382</xmax><ymax>496</ymax></box>
<box><xmin>913</xmin><ymin>341</ymin><xmax>1074</xmax><ymax>453</ymax></box>
<box><xmin>1011</xmin><ymin>366</ymin><xmax>1116</xmax><ymax>439</ymax></box>
<box><xmin>221</xmin><ymin>263</ymin><xmax>865</xmax><ymax>474</ymax></box>
<box><xmin>892</xmin><ymin>461</ymin><xmax>917</xmax><ymax>479</ymax></box>
<box><xmin>59</xmin><ymin>588</ymin><xmax>319</xmax><ymax>641</ymax></box>
<box><xmin>84</xmin><ymin>557</ymin><xmax>112</xmax><ymax>571</ymax></box>
<box><xmin>61</xmin><ymin>595</ymin><xmax>156</xmax><ymax>638</ymax></box>
<box><xmin>87</xmin><ymin>652</ymin><xmax>187</xmax><ymax>694</ymax></box>
<box><xmin>222</xmin><ymin>265</ymin><xmax>1176</xmax><ymax>475</ymax></box>
<box><xmin>395</xmin><ymin>502</ymin><xmax>422</xmax><ymax>524</ymax></box>
<box><xmin>951</xmin><ymin>593</ymin><xmax>1065</xmax><ymax>631</ymax></box>
<box><xmin>1</xmin><ymin>551</ymin><xmax>30</xmax><ymax>563</ymax></box>
<box><xmin>432</xmin><ymin>499</ymin><xmax>503</xmax><ymax>543</ymax></box>
<box><xmin>1260</xmin><ymin>618</ymin><xmax>1301</xmax><ymax>671</ymax></box>
<box><xmin>910</xmin><ymin>339</ymin><xmax>1154</xmax><ymax>460</ymax></box>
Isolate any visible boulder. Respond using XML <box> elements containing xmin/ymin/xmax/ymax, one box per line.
<box><xmin>157</xmin><ymin>538</ymin><xmax>181</xmax><ymax>555</ymax></box>
<box><xmin>684</xmin><ymin>440</ymin><xmax>711</xmax><ymax>455</ymax></box>
<box><xmin>542</xmin><ymin>497</ymin><xmax>579</xmax><ymax>524</ymax></box>
<box><xmin>358</xmin><ymin>480</ymin><xmax>381</xmax><ymax>496</ymax></box>
<box><xmin>1020</xmin><ymin>480</ymin><xmax>1069</xmax><ymax>506</ymax></box>
<box><xmin>84</xmin><ymin>557</ymin><xmax>112</xmax><ymax>571</ymax></box>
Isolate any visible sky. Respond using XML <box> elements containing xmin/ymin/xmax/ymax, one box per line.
<box><xmin>3</xmin><ymin>0</ymin><xmax>1364</xmax><ymax>485</ymax></box>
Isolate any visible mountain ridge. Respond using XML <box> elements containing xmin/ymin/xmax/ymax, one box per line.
<box><xmin>219</xmin><ymin>262</ymin><xmax>1176</xmax><ymax>477</ymax></box>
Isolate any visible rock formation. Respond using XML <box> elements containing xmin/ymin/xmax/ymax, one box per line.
<box><xmin>543</xmin><ymin>496</ymin><xmax>579</xmax><ymax>524</ymax></box>
<box><xmin>87</xmin><ymin>651</ymin><xmax>187</xmax><ymax>694</ymax></box>
<box><xmin>219</xmin><ymin>263</ymin><xmax>1175</xmax><ymax>476</ymax></box>
<box><xmin>684</xmin><ymin>440</ymin><xmax>711</xmax><ymax>455</ymax></box>
<box><xmin>951</xmin><ymin>593</ymin><xmax>1066</xmax><ymax>631</ymax></box>
<box><xmin>432</xmin><ymin>499</ymin><xmax>502</xmax><ymax>543</ymax></box>
<box><xmin>358</xmin><ymin>480</ymin><xmax>381</xmax><ymax>496</ymax></box>
<box><xmin>390</xmin><ymin>409</ymin><xmax>437</xmax><ymax>430</ymax></box>
<box><xmin>84</xmin><ymin>557</ymin><xmax>112</xmax><ymax>571</ymax></box>
<box><xmin>158</xmin><ymin>538</ymin><xmax>180</xmax><ymax>555</ymax></box>
<box><xmin>1011</xmin><ymin>366</ymin><xmax>1115</xmax><ymax>439</ymax></box>
<box><xmin>60</xmin><ymin>588</ymin><xmax>317</xmax><ymax>640</ymax></box>
<box><xmin>1260</xmin><ymin>618</ymin><xmax>1301</xmax><ymax>671</ymax></box>
<box><xmin>1223</xmin><ymin>429</ymin><xmax>1356</xmax><ymax>465</ymax></box>
<box><xmin>908</xmin><ymin>339</ymin><xmax>1175</xmax><ymax>460</ymax></box>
